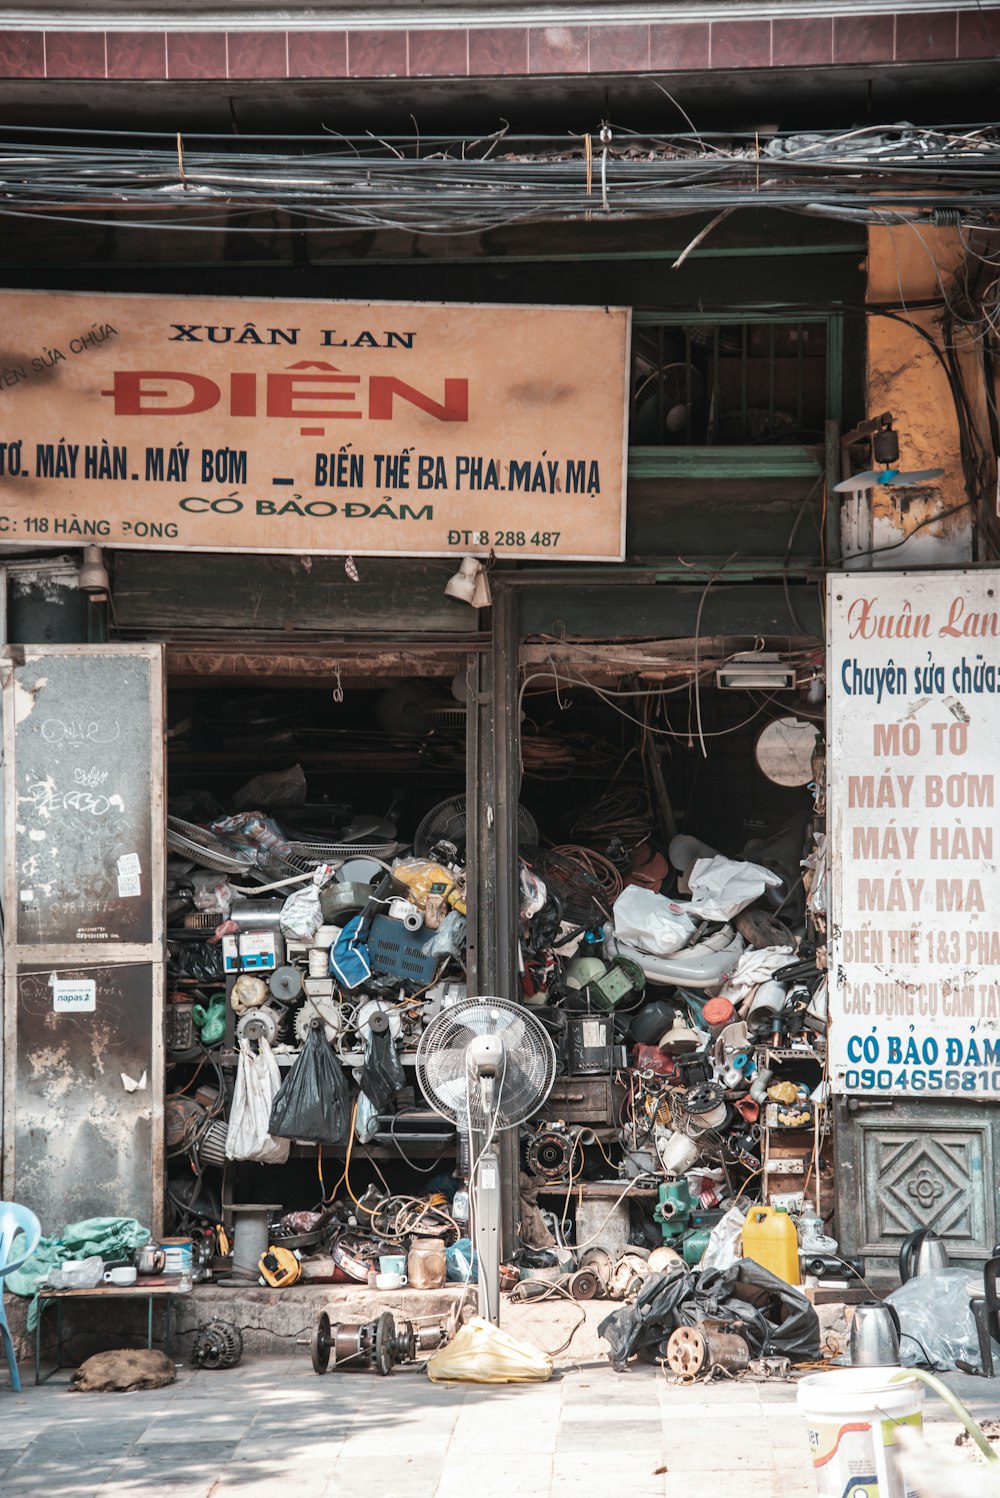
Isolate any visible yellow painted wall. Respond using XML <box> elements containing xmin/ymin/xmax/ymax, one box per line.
<box><xmin>864</xmin><ymin>224</ymin><xmax>978</xmax><ymax>561</ymax></box>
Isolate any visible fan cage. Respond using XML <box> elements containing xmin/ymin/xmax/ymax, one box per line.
<box><xmin>415</xmin><ymin>997</ymin><xmax>557</xmax><ymax>1132</ymax></box>
<box><xmin>414</xmin><ymin>795</ymin><xmax>539</xmax><ymax>858</ymax></box>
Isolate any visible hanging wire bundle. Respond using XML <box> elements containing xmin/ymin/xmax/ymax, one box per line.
<box><xmin>0</xmin><ymin>121</ymin><xmax>999</xmax><ymax>236</ymax></box>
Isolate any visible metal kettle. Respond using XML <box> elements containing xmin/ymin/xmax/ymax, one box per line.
<box><xmin>850</xmin><ymin>1302</ymin><xmax>902</xmax><ymax>1367</ymax></box>
<box><xmin>899</xmin><ymin>1228</ymin><xmax>950</xmax><ymax>1283</ymax></box>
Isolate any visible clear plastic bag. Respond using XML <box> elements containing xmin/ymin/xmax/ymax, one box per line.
<box><xmin>427</xmin><ymin>910</ymin><xmax>466</xmax><ymax>960</ymax></box>
<box><xmin>426</xmin><ymin>1316</ymin><xmax>552</xmax><ymax>1384</ymax></box>
<box><xmin>231</xmin><ymin>764</ymin><xmax>307</xmax><ymax>811</ymax></box>
<box><xmin>191</xmin><ymin>872</ymin><xmax>235</xmax><ymax>915</ymax></box>
<box><xmin>446</xmin><ymin>1237</ymin><xmax>478</xmax><ymax>1284</ymax></box>
<box><xmin>43</xmin><ymin>1256</ymin><xmax>104</xmax><ymax>1290</ymax></box>
<box><xmin>886</xmin><ymin>1267</ymin><xmax>982</xmax><ymax>1371</ymax></box>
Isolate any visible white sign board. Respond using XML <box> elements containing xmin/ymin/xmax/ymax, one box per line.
<box><xmin>51</xmin><ymin>976</ymin><xmax>97</xmax><ymax>1012</ymax></box>
<box><xmin>828</xmin><ymin>571</ymin><xmax>1000</xmax><ymax>1096</ymax></box>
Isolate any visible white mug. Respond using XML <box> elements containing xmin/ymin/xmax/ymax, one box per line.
<box><xmin>375</xmin><ymin>1271</ymin><xmax>407</xmax><ymax>1291</ymax></box>
<box><xmin>104</xmin><ymin>1266</ymin><xmax>137</xmax><ymax>1286</ymax></box>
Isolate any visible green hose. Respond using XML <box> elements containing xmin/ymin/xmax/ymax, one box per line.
<box><xmin>891</xmin><ymin>1368</ymin><xmax>999</xmax><ymax>1464</ymax></box>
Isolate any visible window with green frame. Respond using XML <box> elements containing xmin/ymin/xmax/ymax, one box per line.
<box><xmin>630</xmin><ymin>312</ymin><xmax>843</xmax><ymax>455</ymax></box>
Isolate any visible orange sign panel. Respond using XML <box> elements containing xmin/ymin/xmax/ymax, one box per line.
<box><xmin>0</xmin><ymin>292</ymin><xmax>629</xmax><ymax>560</ymax></box>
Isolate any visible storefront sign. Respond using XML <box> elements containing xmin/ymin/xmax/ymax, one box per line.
<box><xmin>0</xmin><ymin>291</ymin><xmax>629</xmax><ymax>560</ymax></box>
<box><xmin>828</xmin><ymin>571</ymin><xmax>1000</xmax><ymax>1097</ymax></box>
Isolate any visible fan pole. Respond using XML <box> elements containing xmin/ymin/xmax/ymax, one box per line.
<box><xmin>472</xmin><ymin>1142</ymin><xmax>501</xmax><ymax>1323</ymax></box>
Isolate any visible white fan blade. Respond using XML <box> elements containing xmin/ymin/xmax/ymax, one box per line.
<box><xmin>834</xmin><ymin>470</ymin><xmax>884</xmax><ymax>492</ymax></box>
<box><xmin>882</xmin><ymin>468</ymin><xmax>945</xmax><ymax>485</ymax></box>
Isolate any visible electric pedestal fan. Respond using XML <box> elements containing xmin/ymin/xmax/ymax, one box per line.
<box><xmin>413</xmin><ymin>794</ymin><xmax>539</xmax><ymax>859</ymax></box>
<box><xmin>416</xmin><ymin>997</ymin><xmax>556</xmax><ymax>1323</ymax></box>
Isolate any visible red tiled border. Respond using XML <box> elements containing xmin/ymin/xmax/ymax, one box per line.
<box><xmin>0</xmin><ymin>13</ymin><xmax>984</xmax><ymax>82</ymax></box>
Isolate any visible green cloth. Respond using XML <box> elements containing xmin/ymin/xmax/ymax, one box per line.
<box><xmin>7</xmin><ymin>1216</ymin><xmax>151</xmax><ymax>1330</ymax></box>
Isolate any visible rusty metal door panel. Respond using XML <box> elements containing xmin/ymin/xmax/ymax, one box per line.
<box><xmin>2</xmin><ymin>643</ymin><xmax>165</xmax><ymax>1234</ymax></box>
<box><xmin>11</xmin><ymin>963</ymin><xmax>156</xmax><ymax>1230</ymax></box>
<box><xmin>835</xmin><ymin>1097</ymin><xmax>999</xmax><ymax>1272</ymax></box>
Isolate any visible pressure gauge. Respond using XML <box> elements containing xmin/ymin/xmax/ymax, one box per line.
<box><xmin>754</xmin><ymin>716</ymin><xmax>819</xmax><ymax>787</ymax></box>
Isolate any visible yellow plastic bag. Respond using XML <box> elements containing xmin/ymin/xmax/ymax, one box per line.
<box><xmin>426</xmin><ymin>1316</ymin><xmax>552</xmax><ymax>1384</ymax></box>
<box><xmin>391</xmin><ymin>859</ymin><xmax>455</xmax><ymax>908</ymax></box>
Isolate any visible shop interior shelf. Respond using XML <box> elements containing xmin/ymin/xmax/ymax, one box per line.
<box><xmin>534</xmin><ymin>1180</ymin><xmax>659</xmax><ymax>1197</ymax></box>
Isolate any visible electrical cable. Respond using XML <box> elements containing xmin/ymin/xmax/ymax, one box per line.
<box><xmin>1</xmin><ymin>122</ymin><xmax>1000</xmax><ymax>237</ymax></box>
<box><xmin>387</xmin><ymin>1112</ymin><xmax>448</xmax><ymax>1176</ymax></box>
<box><xmin>506</xmin><ymin>1278</ymin><xmax>588</xmax><ymax>1356</ymax></box>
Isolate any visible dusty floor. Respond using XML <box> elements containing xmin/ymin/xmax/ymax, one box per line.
<box><xmin>0</xmin><ymin>1350</ymin><xmax>997</xmax><ymax>1498</ymax></box>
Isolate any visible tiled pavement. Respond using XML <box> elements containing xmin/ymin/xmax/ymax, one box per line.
<box><xmin>0</xmin><ymin>1353</ymin><xmax>995</xmax><ymax>1498</ymax></box>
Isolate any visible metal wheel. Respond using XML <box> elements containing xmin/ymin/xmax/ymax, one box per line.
<box><xmin>666</xmin><ymin>1325</ymin><xmax>708</xmax><ymax>1378</ymax></box>
<box><xmin>568</xmin><ymin>1269</ymin><xmax>599</xmax><ymax>1301</ymax></box>
<box><xmin>374</xmin><ymin>1311</ymin><xmax>396</xmax><ymax>1376</ymax></box>
<box><xmin>396</xmin><ymin>1319</ymin><xmax>417</xmax><ymax>1363</ymax></box>
<box><xmin>311</xmin><ymin>1311</ymin><xmax>332</xmax><ymax>1374</ymax></box>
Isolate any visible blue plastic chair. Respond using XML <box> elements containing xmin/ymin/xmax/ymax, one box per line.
<box><xmin>1</xmin><ymin>1201</ymin><xmax>42</xmax><ymax>1392</ymax></box>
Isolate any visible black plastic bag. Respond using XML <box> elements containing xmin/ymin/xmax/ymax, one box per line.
<box><xmin>167</xmin><ymin>938</ymin><xmax>225</xmax><ymax>983</ymax></box>
<box><xmin>359</xmin><ymin>1024</ymin><xmax>405</xmax><ymax>1113</ymax></box>
<box><xmin>599</xmin><ymin>1258</ymin><xmax>820</xmax><ymax>1369</ymax></box>
<box><xmin>268</xmin><ymin>1020</ymin><xmax>350</xmax><ymax>1145</ymax></box>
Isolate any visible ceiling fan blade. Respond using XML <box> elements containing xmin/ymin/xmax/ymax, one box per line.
<box><xmin>833</xmin><ymin>471</ymin><xmax>884</xmax><ymax>492</ymax></box>
<box><xmin>882</xmin><ymin>468</ymin><xmax>946</xmax><ymax>485</ymax></box>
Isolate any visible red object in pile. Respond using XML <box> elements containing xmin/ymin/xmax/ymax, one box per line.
<box><xmin>631</xmin><ymin>1044</ymin><xmax>676</xmax><ymax>1076</ymax></box>
<box><xmin>702</xmin><ymin>995</ymin><xmax>736</xmax><ymax>1031</ymax></box>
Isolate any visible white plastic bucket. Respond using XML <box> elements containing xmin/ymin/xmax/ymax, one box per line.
<box><xmin>797</xmin><ymin>1367</ymin><xmax>923</xmax><ymax>1498</ymax></box>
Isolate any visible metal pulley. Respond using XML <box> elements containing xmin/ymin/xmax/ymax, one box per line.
<box><xmin>269</xmin><ymin>965</ymin><xmax>303</xmax><ymax>1003</ymax></box>
<box><xmin>567</xmin><ymin>1268</ymin><xmax>600</xmax><ymax>1301</ymax></box>
<box><xmin>294</xmin><ymin>994</ymin><xmax>343</xmax><ymax>1044</ymax></box>
<box><xmin>236</xmin><ymin>1006</ymin><xmax>281</xmax><ymax>1045</ymax></box>
<box><xmin>665</xmin><ymin>1323</ymin><xmax>750</xmax><ymax>1380</ymax></box>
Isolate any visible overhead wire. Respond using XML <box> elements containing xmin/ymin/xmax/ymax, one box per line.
<box><xmin>0</xmin><ymin>121</ymin><xmax>999</xmax><ymax>236</ymax></box>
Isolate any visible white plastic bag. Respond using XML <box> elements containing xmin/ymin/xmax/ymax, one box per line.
<box><xmin>719</xmin><ymin>944</ymin><xmax>796</xmax><ymax>1006</ymax></box>
<box><xmin>226</xmin><ymin>1037</ymin><xmax>290</xmax><ymax>1164</ymax></box>
<box><xmin>698</xmin><ymin>1204</ymin><xmax>746</xmax><ymax>1272</ymax></box>
<box><xmin>280</xmin><ymin>883</ymin><xmax>324</xmax><ymax>941</ymax></box>
<box><xmin>685</xmin><ymin>856</ymin><xmax>783</xmax><ymax>921</ymax></box>
<box><xmin>612</xmin><ymin>885</ymin><xmax>696</xmax><ymax>955</ymax></box>
<box><xmin>426</xmin><ymin>1316</ymin><xmax>552</xmax><ymax>1384</ymax></box>
<box><xmin>191</xmin><ymin>872</ymin><xmax>235</xmax><ymax>915</ymax></box>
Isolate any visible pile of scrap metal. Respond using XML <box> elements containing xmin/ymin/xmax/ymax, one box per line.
<box><xmin>598</xmin><ymin>1259</ymin><xmax>821</xmax><ymax>1378</ymax></box>
<box><xmin>513</xmin><ymin>824</ymin><xmax>832</xmax><ymax>1297</ymax></box>
<box><xmin>164</xmin><ymin>785</ymin><xmax>473</xmax><ymax>1273</ymax></box>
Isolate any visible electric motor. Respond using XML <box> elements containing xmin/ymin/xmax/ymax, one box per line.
<box><xmin>526</xmin><ymin>1127</ymin><xmax>574</xmax><ymax>1180</ymax></box>
<box><xmin>191</xmin><ymin>1320</ymin><xmax>244</xmax><ymax>1369</ymax></box>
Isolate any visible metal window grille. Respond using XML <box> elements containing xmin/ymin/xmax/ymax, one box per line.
<box><xmin>630</xmin><ymin>316</ymin><xmax>838</xmax><ymax>448</ymax></box>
